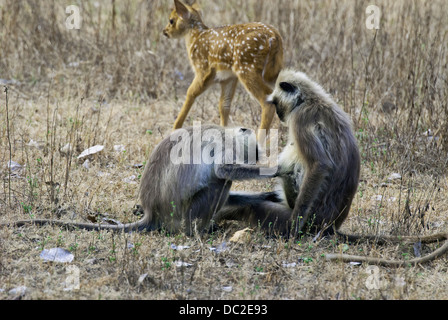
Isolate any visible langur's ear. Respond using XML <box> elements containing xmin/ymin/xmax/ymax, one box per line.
<box><xmin>279</xmin><ymin>82</ymin><xmax>297</xmax><ymax>93</ymax></box>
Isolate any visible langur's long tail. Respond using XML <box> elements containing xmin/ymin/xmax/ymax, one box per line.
<box><xmin>0</xmin><ymin>218</ymin><xmax>146</xmax><ymax>232</ymax></box>
<box><xmin>327</xmin><ymin>231</ymin><xmax>448</xmax><ymax>267</ymax></box>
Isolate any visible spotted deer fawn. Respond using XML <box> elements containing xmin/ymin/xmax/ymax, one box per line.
<box><xmin>163</xmin><ymin>0</ymin><xmax>284</xmax><ymax>140</ymax></box>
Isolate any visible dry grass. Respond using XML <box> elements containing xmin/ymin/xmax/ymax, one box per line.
<box><xmin>1</xmin><ymin>0</ymin><xmax>448</xmax><ymax>300</ymax></box>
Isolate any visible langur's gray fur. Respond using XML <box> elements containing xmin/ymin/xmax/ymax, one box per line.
<box><xmin>217</xmin><ymin>70</ymin><xmax>361</xmax><ymax>237</ymax></box>
<box><xmin>1</xmin><ymin>125</ymin><xmax>273</xmax><ymax>235</ymax></box>
<box><xmin>270</xmin><ymin>69</ymin><xmax>361</xmax><ymax>235</ymax></box>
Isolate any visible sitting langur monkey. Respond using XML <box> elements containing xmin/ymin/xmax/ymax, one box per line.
<box><xmin>217</xmin><ymin>69</ymin><xmax>361</xmax><ymax>236</ymax></box>
<box><xmin>269</xmin><ymin>70</ymin><xmax>361</xmax><ymax>236</ymax></box>
<box><xmin>0</xmin><ymin>125</ymin><xmax>275</xmax><ymax>235</ymax></box>
<box><xmin>217</xmin><ymin>70</ymin><xmax>448</xmax><ymax>266</ymax></box>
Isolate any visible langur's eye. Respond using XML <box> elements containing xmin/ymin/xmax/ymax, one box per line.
<box><xmin>279</xmin><ymin>82</ymin><xmax>296</xmax><ymax>93</ymax></box>
<box><xmin>170</xmin><ymin>19</ymin><xmax>175</xmax><ymax>25</ymax></box>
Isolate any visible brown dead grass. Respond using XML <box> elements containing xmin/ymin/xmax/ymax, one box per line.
<box><xmin>1</xmin><ymin>0</ymin><xmax>448</xmax><ymax>300</ymax></box>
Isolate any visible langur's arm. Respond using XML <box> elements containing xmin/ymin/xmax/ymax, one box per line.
<box><xmin>214</xmin><ymin>164</ymin><xmax>278</xmax><ymax>181</ymax></box>
<box><xmin>226</xmin><ymin>191</ymin><xmax>283</xmax><ymax>205</ymax></box>
<box><xmin>291</xmin><ymin>163</ymin><xmax>328</xmax><ymax>234</ymax></box>
<box><xmin>281</xmin><ymin>173</ymin><xmax>299</xmax><ymax>209</ymax></box>
<box><xmin>291</xmin><ymin>125</ymin><xmax>334</xmax><ymax>235</ymax></box>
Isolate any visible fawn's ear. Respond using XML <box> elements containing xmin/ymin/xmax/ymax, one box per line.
<box><xmin>174</xmin><ymin>0</ymin><xmax>190</xmax><ymax>20</ymax></box>
<box><xmin>191</xmin><ymin>3</ymin><xmax>201</xmax><ymax>13</ymax></box>
<box><xmin>184</xmin><ymin>0</ymin><xmax>200</xmax><ymax>12</ymax></box>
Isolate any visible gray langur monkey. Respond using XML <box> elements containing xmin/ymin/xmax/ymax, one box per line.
<box><xmin>216</xmin><ymin>69</ymin><xmax>361</xmax><ymax>236</ymax></box>
<box><xmin>0</xmin><ymin>125</ymin><xmax>274</xmax><ymax>235</ymax></box>
<box><xmin>218</xmin><ymin>69</ymin><xmax>448</xmax><ymax>267</ymax></box>
<box><xmin>268</xmin><ymin>69</ymin><xmax>361</xmax><ymax>236</ymax></box>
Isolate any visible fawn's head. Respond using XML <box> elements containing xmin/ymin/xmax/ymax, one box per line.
<box><xmin>163</xmin><ymin>0</ymin><xmax>203</xmax><ymax>39</ymax></box>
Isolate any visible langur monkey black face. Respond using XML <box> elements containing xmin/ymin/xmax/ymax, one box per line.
<box><xmin>267</xmin><ymin>80</ymin><xmax>305</xmax><ymax>123</ymax></box>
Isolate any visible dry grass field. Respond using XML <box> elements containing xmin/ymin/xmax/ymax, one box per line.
<box><xmin>1</xmin><ymin>0</ymin><xmax>448</xmax><ymax>301</ymax></box>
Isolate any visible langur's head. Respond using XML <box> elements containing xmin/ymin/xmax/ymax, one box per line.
<box><xmin>231</xmin><ymin>127</ymin><xmax>258</xmax><ymax>165</ymax></box>
<box><xmin>267</xmin><ymin>69</ymin><xmax>331</xmax><ymax>123</ymax></box>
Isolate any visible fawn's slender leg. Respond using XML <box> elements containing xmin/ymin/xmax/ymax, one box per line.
<box><xmin>173</xmin><ymin>71</ymin><xmax>216</xmax><ymax>129</ymax></box>
<box><xmin>219</xmin><ymin>77</ymin><xmax>238</xmax><ymax>127</ymax></box>
<box><xmin>237</xmin><ymin>73</ymin><xmax>276</xmax><ymax>140</ymax></box>
<box><xmin>258</xmin><ymin>101</ymin><xmax>276</xmax><ymax>139</ymax></box>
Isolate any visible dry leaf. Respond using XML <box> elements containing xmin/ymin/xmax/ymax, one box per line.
<box><xmin>413</xmin><ymin>241</ymin><xmax>422</xmax><ymax>257</ymax></box>
<box><xmin>77</xmin><ymin>145</ymin><xmax>104</xmax><ymax>159</ymax></box>
<box><xmin>60</xmin><ymin>143</ymin><xmax>73</xmax><ymax>155</ymax></box>
<box><xmin>122</xmin><ymin>175</ymin><xmax>137</xmax><ymax>184</ymax></box>
<box><xmin>82</xmin><ymin>159</ymin><xmax>90</xmax><ymax>169</ymax></box>
<box><xmin>229</xmin><ymin>228</ymin><xmax>253</xmax><ymax>244</ymax></box>
<box><xmin>138</xmin><ymin>273</ymin><xmax>148</xmax><ymax>284</ymax></box>
<box><xmin>27</xmin><ymin>139</ymin><xmax>43</xmax><ymax>149</ymax></box>
<box><xmin>40</xmin><ymin>248</ymin><xmax>74</xmax><ymax>263</ymax></box>
<box><xmin>209</xmin><ymin>242</ymin><xmax>228</xmax><ymax>254</ymax></box>
<box><xmin>174</xmin><ymin>260</ymin><xmax>193</xmax><ymax>267</ymax></box>
<box><xmin>7</xmin><ymin>160</ymin><xmax>22</xmax><ymax>172</ymax></box>
<box><xmin>170</xmin><ymin>244</ymin><xmax>190</xmax><ymax>251</ymax></box>
<box><xmin>9</xmin><ymin>286</ymin><xmax>27</xmax><ymax>298</ymax></box>
<box><xmin>114</xmin><ymin>145</ymin><xmax>125</xmax><ymax>153</ymax></box>
<box><xmin>388</xmin><ymin>173</ymin><xmax>402</xmax><ymax>181</ymax></box>
<box><xmin>7</xmin><ymin>160</ymin><xmax>23</xmax><ymax>177</ymax></box>
<box><xmin>282</xmin><ymin>262</ymin><xmax>297</xmax><ymax>268</ymax></box>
